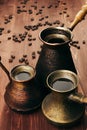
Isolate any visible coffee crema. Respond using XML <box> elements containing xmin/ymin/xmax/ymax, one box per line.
<box><xmin>14</xmin><ymin>72</ymin><xmax>31</xmax><ymax>81</ymax></box>
<box><xmin>52</xmin><ymin>78</ymin><xmax>74</xmax><ymax>92</ymax></box>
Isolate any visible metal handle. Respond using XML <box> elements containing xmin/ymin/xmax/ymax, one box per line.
<box><xmin>70</xmin><ymin>4</ymin><xmax>87</xmax><ymax>31</ymax></box>
<box><xmin>0</xmin><ymin>56</ymin><xmax>11</xmax><ymax>82</ymax></box>
<box><xmin>68</xmin><ymin>93</ymin><xmax>87</xmax><ymax>104</ymax></box>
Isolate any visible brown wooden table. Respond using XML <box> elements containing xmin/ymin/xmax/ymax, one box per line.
<box><xmin>0</xmin><ymin>0</ymin><xmax>87</xmax><ymax>129</ymax></box>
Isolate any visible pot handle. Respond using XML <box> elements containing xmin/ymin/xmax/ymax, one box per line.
<box><xmin>0</xmin><ymin>56</ymin><xmax>11</xmax><ymax>82</ymax></box>
<box><xmin>68</xmin><ymin>93</ymin><xmax>87</xmax><ymax>104</ymax></box>
<box><xmin>70</xmin><ymin>3</ymin><xmax>87</xmax><ymax>31</ymax></box>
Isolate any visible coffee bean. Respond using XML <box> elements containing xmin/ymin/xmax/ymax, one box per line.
<box><xmin>8</xmin><ymin>37</ymin><xmax>11</xmax><ymax>40</ymax></box>
<box><xmin>37</xmin><ymin>51</ymin><xmax>41</xmax><ymax>55</ymax></box>
<box><xmin>33</xmin><ymin>38</ymin><xmax>36</xmax><ymax>41</ymax></box>
<box><xmin>28</xmin><ymin>43</ymin><xmax>32</xmax><ymax>46</ymax></box>
<box><xmin>45</xmin><ymin>16</ymin><xmax>49</xmax><ymax>18</ymax></box>
<box><xmin>19</xmin><ymin>58</ymin><xmax>25</xmax><ymax>63</ymax></box>
<box><xmin>66</xmin><ymin>14</ymin><xmax>69</xmax><ymax>17</ymax></box>
<box><xmin>23</xmin><ymin>54</ymin><xmax>27</xmax><ymax>58</ymax></box>
<box><xmin>31</xmin><ymin>18</ymin><xmax>34</xmax><ymax>21</ymax></box>
<box><xmin>82</xmin><ymin>40</ymin><xmax>86</xmax><ymax>44</ymax></box>
<box><xmin>41</xmin><ymin>6</ymin><xmax>45</xmax><ymax>8</ymax></box>
<box><xmin>9</xmin><ymin>59</ymin><xmax>13</xmax><ymax>63</ymax></box>
<box><xmin>11</xmin><ymin>55</ymin><xmax>15</xmax><ymax>59</ymax></box>
<box><xmin>25</xmin><ymin>59</ymin><xmax>29</xmax><ymax>65</ymax></box>
<box><xmin>59</xmin><ymin>12</ymin><xmax>62</xmax><ymax>15</ymax></box>
<box><xmin>7</xmin><ymin>30</ymin><xmax>11</xmax><ymax>33</ymax></box>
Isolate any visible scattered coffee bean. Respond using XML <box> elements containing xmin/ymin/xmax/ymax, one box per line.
<box><xmin>37</xmin><ymin>51</ymin><xmax>41</xmax><ymax>55</ymax></box>
<box><xmin>9</xmin><ymin>59</ymin><xmax>13</xmax><ymax>63</ymax></box>
<box><xmin>77</xmin><ymin>46</ymin><xmax>80</xmax><ymax>49</ymax></box>
<box><xmin>66</xmin><ymin>14</ymin><xmax>69</xmax><ymax>17</ymax></box>
<box><xmin>41</xmin><ymin>6</ymin><xmax>45</xmax><ymax>8</ymax></box>
<box><xmin>7</xmin><ymin>30</ymin><xmax>11</xmax><ymax>33</ymax></box>
<box><xmin>28</xmin><ymin>43</ymin><xmax>32</xmax><ymax>46</ymax></box>
<box><xmin>19</xmin><ymin>58</ymin><xmax>25</xmax><ymax>63</ymax></box>
<box><xmin>33</xmin><ymin>38</ymin><xmax>36</xmax><ymax>41</ymax></box>
<box><xmin>25</xmin><ymin>59</ymin><xmax>29</xmax><ymax>65</ymax></box>
<box><xmin>59</xmin><ymin>12</ymin><xmax>62</xmax><ymax>15</ymax></box>
<box><xmin>45</xmin><ymin>16</ymin><xmax>49</xmax><ymax>18</ymax></box>
<box><xmin>48</xmin><ymin>5</ymin><xmax>52</xmax><ymax>8</ymax></box>
<box><xmin>23</xmin><ymin>54</ymin><xmax>27</xmax><ymax>58</ymax></box>
<box><xmin>32</xmin><ymin>52</ymin><xmax>36</xmax><ymax>59</ymax></box>
<box><xmin>82</xmin><ymin>40</ymin><xmax>86</xmax><ymax>44</ymax></box>
<box><xmin>8</xmin><ymin>37</ymin><xmax>11</xmax><ymax>40</ymax></box>
<box><xmin>31</xmin><ymin>18</ymin><xmax>34</xmax><ymax>21</ymax></box>
<box><xmin>11</xmin><ymin>55</ymin><xmax>15</xmax><ymax>59</ymax></box>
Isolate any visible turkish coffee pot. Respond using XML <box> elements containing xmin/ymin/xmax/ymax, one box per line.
<box><xmin>35</xmin><ymin>3</ymin><xmax>87</xmax><ymax>94</ymax></box>
<box><xmin>42</xmin><ymin>70</ymin><xmax>87</xmax><ymax>126</ymax></box>
<box><xmin>0</xmin><ymin>57</ymin><xmax>44</xmax><ymax>112</ymax></box>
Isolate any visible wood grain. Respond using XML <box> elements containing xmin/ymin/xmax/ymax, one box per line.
<box><xmin>0</xmin><ymin>0</ymin><xmax>87</xmax><ymax>130</ymax></box>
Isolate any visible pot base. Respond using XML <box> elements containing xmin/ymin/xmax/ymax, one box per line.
<box><xmin>42</xmin><ymin>93</ymin><xmax>85</xmax><ymax>127</ymax></box>
<box><xmin>4</xmin><ymin>93</ymin><xmax>41</xmax><ymax>112</ymax></box>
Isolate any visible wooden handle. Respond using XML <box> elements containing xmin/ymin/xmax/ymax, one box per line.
<box><xmin>70</xmin><ymin>4</ymin><xmax>87</xmax><ymax>31</ymax></box>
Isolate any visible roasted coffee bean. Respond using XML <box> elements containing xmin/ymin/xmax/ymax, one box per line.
<box><xmin>55</xmin><ymin>6</ymin><xmax>58</xmax><ymax>8</ymax></box>
<box><xmin>77</xmin><ymin>46</ymin><xmax>80</xmax><ymax>49</ymax></box>
<box><xmin>37</xmin><ymin>51</ymin><xmax>41</xmax><ymax>54</ymax></box>
<box><xmin>61</xmin><ymin>23</ymin><xmax>64</xmax><ymax>27</ymax></box>
<box><xmin>59</xmin><ymin>12</ymin><xmax>62</xmax><ymax>15</ymax></box>
<box><xmin>28</xmin><ymin>38</ymin><xmax>32</xmax><ymax>41</ymax></box>
<box><xmin>66</xmin><ymin>14</ymin><xmax>69</xmax><ymax>17</ymax></box>
<box><xmin>45</xmin><ymin>16</ymin><xmax>49</xmax><ymax>18</ymax></box>
<box><xmin>17</xmin><ymin>6</ymin><xmax>20</xmax><ymax>8</ymax></box>
<box><xmin>7</xmin><ymin>30</ymin><xmax>11</xmax><ymax>33</ymax></box>
<box><xmin>82</xmin><ymin>40</ymin><xmax>86</xmax><ymax>44</ymax></box>
<box><xmin>41</xmin><ymin>6</ymin><xmax>45</xmax><ymax>8</ymax></box>
<box><xmin>62</xmin><ymin>2</ymin><xmax>66</xmax><ymax>5</ymax></box>
<box><xmin>33</xmin><ymin>38</ymin><xmax>36</xmax><ymax>41</ymax></box>
<box><xmin>28</xmin><ymin>43</ymin><xmax>32</xmax><ymax>46</ymax></box>
<box><xmin>25</xmin><ymin>59</ymin><xmax>29</xmax><ymax>65</ymax></box>
<box><xmin>48</xmin><ymin>5</ymin><xmax>52</xmax><ymax>8</ymax></box>
<box><xmin>19</xmin><ymin>58</ymin><xmax>25</xmax><ymax>63</ymax></box>
<box><xmin>8</xmin><ymin>37</ymin><xmax>11</xmax><ymax>40</ymax></box>
<box><xmin>70</xmin><ymin>41</ymin><xmax>79</xmax><ymax>45</ymax></box>
<box><xmin>9</xmin><ymin>59</ymin><xmax>13</xmax><ymax>63</ymax></box>
<box><xmin>64</xmin><ymin>7</ymin><xmax>68</xmax><ymax>10</ymax></box>
<box><xmin>28</xmin><ymin>34</ymin><xmax>32</xmax><ymax>37</ymax></box>
<box><xmin>9</xmin><ymin>15</ymin><xmax>13</xmax><ymax>19</ymax></box>
<box><xmin>11</xmin><ymin>55</ymin><xmax>15</xmax><ymax>59</ymax></box>
<box><xmin>34</xmin><ymin>1</ymin><xmax>37</xmax><ymax>4</ymax></box>
<box><xmin>32</xmin><ymin>55</ymin><xmax>36</xmax><ymax>59</ymax></box>
<box><xmin>0</xmin><ymin>32</ymin><xmax>2</xmax><ymax>35</ymax></box>
<box><xmin>31</xmin><ymin>18</ymin><xmax>34</xmax><ymax>21</ymax></box>
<box><xmin>63</xmin><ymin>11</ymin><xmax>67</xmax><ymax>14</ymax></box>
<box><xmin>28</xmin><ymin>10</ymin><xmax>33</xmax><ymax>14</ymax></box>
<box><xmin>23</xmin><ymin>54</ymin><xmax>27</xmax><ymax>58</ymax></box>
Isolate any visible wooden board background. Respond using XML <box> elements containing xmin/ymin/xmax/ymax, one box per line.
<box><xmin>0</xmin><ymin>0</ymin><xmax>87</xmax><ymax>130</ymax></box>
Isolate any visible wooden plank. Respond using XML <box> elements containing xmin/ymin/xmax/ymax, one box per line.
<box><xmin>0</xmin><ymin>0</ymin><xmax>87</xmax><ymax>130</ymax></box>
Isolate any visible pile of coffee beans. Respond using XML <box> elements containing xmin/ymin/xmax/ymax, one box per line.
<box><xmin>0</xmin><ymin>0</ymin><xmax>86</xmax><ymax>65</ymax></box>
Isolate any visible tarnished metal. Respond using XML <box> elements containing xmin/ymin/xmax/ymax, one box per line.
<box><xmin>42</xmin><ymin>70</ymin><xmax>85</xmax><ymax>126</ymax></box>
<box><xmin>0</xmin><ymin>59</ymin><xmax>44</xmax><ymax>112</ymax></box>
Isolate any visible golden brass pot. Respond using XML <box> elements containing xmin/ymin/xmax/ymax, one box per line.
<box><xmin>0</xmin><ymin>59</ymin><xmax>44</xmax><ymax>112</ymax></box>
<box><xmin>42</xmin><ymin>70</ymin><xmax>86</xmax><ymax>126</ymax></box>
